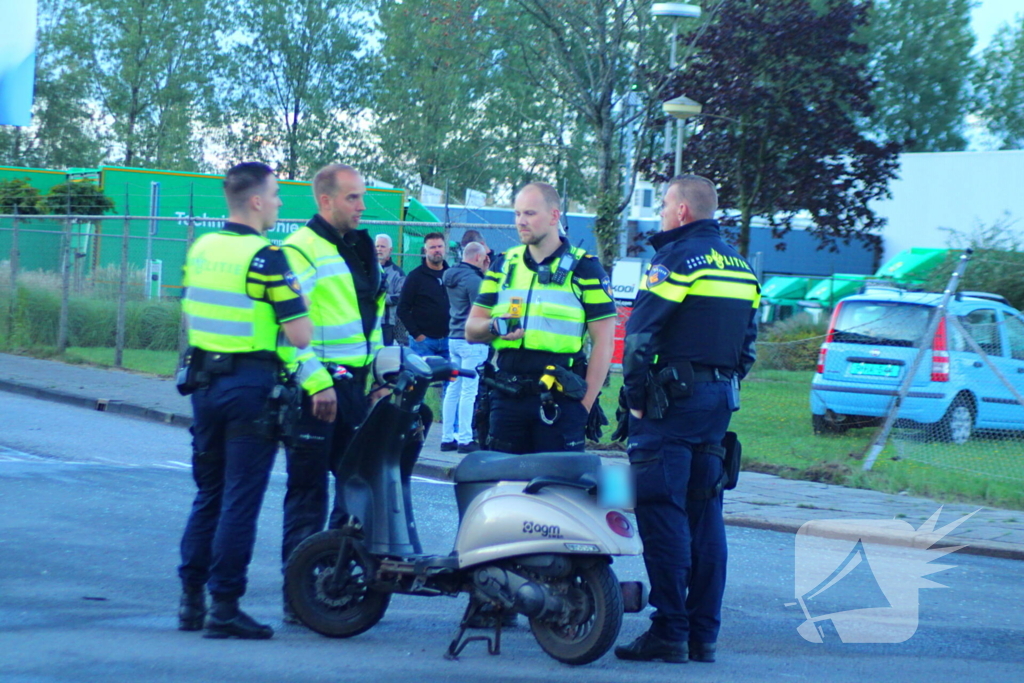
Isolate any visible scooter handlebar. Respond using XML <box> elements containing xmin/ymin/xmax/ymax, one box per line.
<box><xmin>452</xmin><ymin>367</ymin><xmax>477</xmax><ymax>379</ymax></box>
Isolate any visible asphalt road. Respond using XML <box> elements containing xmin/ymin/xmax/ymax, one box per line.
<box><xmin>1</xmin><ymin>393</ymin><xmax>1022</xmax><ymax>682</ymax></box>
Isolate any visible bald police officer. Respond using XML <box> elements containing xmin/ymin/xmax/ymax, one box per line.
<box><xmin>614</xmin><ymin>175</ymin><xmax>759</xmax><ymax>664</ymax></box>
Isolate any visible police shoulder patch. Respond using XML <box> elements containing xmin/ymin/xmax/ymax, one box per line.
<box><xmin>284</xmin><ymin>271</ymin><xmax>302</xmax><ymax>293</ymax></box>
<box><xmin>646</xmin><ymin>264</ymin><xmax>671</xmax><ymax>287</ymax></box>
<box><xmin>601</xmin><ymin>276</ymin><xmax>613</xmax><ymax>298</ymax></box>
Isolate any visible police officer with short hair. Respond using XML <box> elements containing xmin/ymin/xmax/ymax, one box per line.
<box><xmin>465</xmin><ymin>182</ymin><xmax>616</xmax><ymax>453</ymax></box>
<box><xmin>614</xmin><ymin>175</ymin><xmax>759</xmax><ymax>664</ymax></box>
<box><xmin>177</xmin><ymin>162</ymin><xmax>313</xmax><ymax>640</ymax></box>
<box><xmin>278</xmin><ymin>164</ymin><xmax>386</xmax><ymax>621</ymax></box>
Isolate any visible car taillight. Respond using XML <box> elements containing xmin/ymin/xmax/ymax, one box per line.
<box><xmin>931</xmin><ymin>316</ymin><xmax>950</xmax><ymax>382</ymax></box>
<box><xmin>816</xmin><ymin>344</ymin><xmax>829</xmax><ymax>375</ymax></box>
<box><xmin>816</xmin><ymin>304</ymin><xmax>843</xmax><ymax>375</ymax></box>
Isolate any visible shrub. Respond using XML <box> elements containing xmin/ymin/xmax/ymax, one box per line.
<box><xmin>755</xmin><ymin>313</ymin><xmax>829</xmax><ymax>371</ymax></box>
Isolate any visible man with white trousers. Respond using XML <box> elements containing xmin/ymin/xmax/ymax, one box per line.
<box><xmin>441</xmin><ymin>242</ymin><xmax>490</xmax><ymax>453</ymax></box>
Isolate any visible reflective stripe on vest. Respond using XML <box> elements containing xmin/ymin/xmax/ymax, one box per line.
<box><xmin>491</xmin><ymin>245</ymin><xmax>587</xmax><ymax>354</ymax></box>
<box><xmin>282</xmin><ymin>226</ymin><xmax>384</xmax><ymax>368</ymax></box>
<box><xmin>183</xmin><ymin>231</ymin><xmax>279</xmax><ymax>354</ymax></box>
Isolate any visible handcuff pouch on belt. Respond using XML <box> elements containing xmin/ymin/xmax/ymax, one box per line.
<box><xmin>176</xmin><ymin>348</ymin><xmax>240</xmax><ymax>395</ymax></box>
<box><xmin>537</xmin><ymin>365</ymin><xmax>588</xmax><ymax>425</ymax></box>
<box><xmin>688</xmin><ymin>431</ymin><xmax>742</xmax><ymax>500</ymax></box>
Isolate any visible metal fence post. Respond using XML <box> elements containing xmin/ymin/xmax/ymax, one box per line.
<box><xmin>115</xmin><ymin>186</ymin><xmax>130</xmax><ymax>367</ymax></box>
<box><xmin>7</xmin><ymin>206</ymin><xmax>20</xmax><ymax>343</ymax></box>
<box><xmin>179</xmin><ymin>183</ymin><xmax>196</xmax><ymax>355</ymax></box>
<box><xmin>56</xmin><ymin>215</ymin><xmax>72</xmax><ymax>353</ymax></box>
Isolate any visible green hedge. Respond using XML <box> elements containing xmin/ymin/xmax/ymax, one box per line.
<box><xmin>1</xmin><ymin>286</ymin><xmax>181</xmax><ymax>351</ymax></box>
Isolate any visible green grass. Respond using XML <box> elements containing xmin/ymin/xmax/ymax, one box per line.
<box><xmin>63</xmin><ymin>347</ymin><xmax>179</xmax><ymax>376</ymax></box>
<box><xmin>596</xmin><ymin>368</ymin><xmax>1024</xmax><ymax>511</ymax></box>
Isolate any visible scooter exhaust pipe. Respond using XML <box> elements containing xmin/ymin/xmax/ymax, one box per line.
<box><xmin>474</xmin><ymin>566</ymin><xmax>566</xmax><ymax>619</ymax></box>
<box><xmin>513</xmin><ymin>581</ymin><xmax>564</xmax><ymax>619</ymax></box>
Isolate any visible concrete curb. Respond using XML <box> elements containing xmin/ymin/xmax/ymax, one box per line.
<box><xmin>724</xmin><ymin>514</ymin><xmax>1024</xmax><ymax>562</ymax></box>
<box><xmin>0</xmin><ymin>378</ymin><xmax>192</xmax><ymax>428</ymax></box>
<box><xmin>4</xmin><ymin>377</ymin><xmax>1023</xmax><ymax>563</ymax></box>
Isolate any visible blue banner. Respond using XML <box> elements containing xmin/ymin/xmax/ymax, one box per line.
<box><xmin>0</xmin><ymin>0</ymin><xmax>38</xmax><ymax>127</ymax></box>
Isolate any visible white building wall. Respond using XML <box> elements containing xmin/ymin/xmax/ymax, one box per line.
<box><xmin>875</xmin><ymin>150</ymin><xmax>1024</xmax><ymax>262</ymax></box>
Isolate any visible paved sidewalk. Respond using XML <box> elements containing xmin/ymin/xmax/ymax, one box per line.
<box><xmin>2</xmin><ymin>351</ymin><xmax>1022</xmax><ymax>560</ymax></box>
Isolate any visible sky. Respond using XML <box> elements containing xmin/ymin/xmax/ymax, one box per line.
<box><xmin>972</xmin><ymin>0</ymin><xmax>1022</xmax><ymax>52</ymax></box>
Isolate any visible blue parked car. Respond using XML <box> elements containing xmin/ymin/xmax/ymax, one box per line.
<box><xmin>810</xmin><ymin>287</ymin><xmax>1024</xmax><ymax>443</ymax></box>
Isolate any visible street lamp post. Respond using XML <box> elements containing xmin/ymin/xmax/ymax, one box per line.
<box><xmin>663</xmin><ymin>95</ymin><xmax>703</xmax><ymax>174</ymax></box>
<box><xmin>652</xmin><ymin>3</ymin><xmax>701</xmax><ymax>175</ymax></box>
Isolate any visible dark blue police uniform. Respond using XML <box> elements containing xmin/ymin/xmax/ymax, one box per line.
<box><xmin>621</xmin><ymin>218</ymin><xmax>759</xmax><ymax>654</ymax></box>
<box><xmin>178</xmin><ymin>223</ymin><xmax>307</xmax><ymax>608</ymax></box>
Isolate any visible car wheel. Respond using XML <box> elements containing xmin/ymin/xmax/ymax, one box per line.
<box><xmin>812</xmin><ymin>412</ymin><xmax>848</xmax><ymax>435</ymax></box>
<box><xmin>936</xmin><ymin>398</ymin><xmax>975</xmax><ymax>445</ymax></box>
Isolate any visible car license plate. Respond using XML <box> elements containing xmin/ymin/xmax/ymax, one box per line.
<box><xmin>849</xmin><ymin>362</ymin><xmax>900</xmax><ymax>378</ymax></box>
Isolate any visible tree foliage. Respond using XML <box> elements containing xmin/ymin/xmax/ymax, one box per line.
<box><xmin>491</xmin><ymin>0</ymin><xmax>676</xmax><ymax>266</ymax></box>
<box><xmin>0</xmin><ymin>179</ymin><xmax>43</xmax><ymax>216</ymax></box>
<box><xmin>37</xmin><ymin>180</ymin><xmax>115</xmax><ymax>215</ymax></box>
<box><xmin>864</xmin><ymin>0</ymin><xmax>975</xmax><ymax>152</ymax></box>
<box><xmin>0</xmin><ymin>0</ymin><xmax>106</xmax><ymax>169</ymax></box>
<box><xmin>977</xmin><ymin>17</ymin><xmax>1024</xmax><ymax>150</ymax></box>
<box><xmin>71</xmin><ymin>0</ymin><xmax>226</xmax><ymax>170</ymax></box>
<box><xmin>221</xmin><ymin>0</ymin><xmax>371</xmax><ymax>180</ymax></box>
<box><xmin>640</xmin><ymin>0</ymin><xmax>901</xmax><ymax>258</ymax></box>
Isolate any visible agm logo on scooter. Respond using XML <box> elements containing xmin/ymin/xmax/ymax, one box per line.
<box><xmin>522</xmin><ymin>520</ymin><xmax>563</xmax><ymax>538</ymax></box>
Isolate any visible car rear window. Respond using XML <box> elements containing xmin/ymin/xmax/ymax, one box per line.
<box><xmin>832</xmin><ymin>301</ymin><xmax>933</xmax><ymax>347</ymax></box>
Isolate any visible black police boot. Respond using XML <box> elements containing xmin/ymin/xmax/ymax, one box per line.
<box><xmin>178</xmin><ymin>585</ymin><xmax>206</xmax><ymax>632</ymax></box>
<box><xmin>204</xmin><ymin>598</ymin><xmax>274</xmax><ymax>640</ymax></box>
<box><xmin>614</xmin><ymin>631</ymin><xmax>688</xmax><ymax>663</ymax></box>
<box><xmin>688</xmin><ymin>641</ymin><xmax>717</xmax><ymax>663</ymax></box>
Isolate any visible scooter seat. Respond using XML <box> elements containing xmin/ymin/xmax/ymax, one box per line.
<box><xmin>453</xmin><ymin>450</ymin><xmax>601</xmax><ymax>484</ymax></box>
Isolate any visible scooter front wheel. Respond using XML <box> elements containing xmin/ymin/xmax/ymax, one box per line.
<box><xmin>284</xmin><ymin>529</ymin><xmax>390</xmax><ymax>638</ymax></box>
<box><xmin>528</xmin><ymin>559</ymin><xmax>623</xmax><ymax>665</ymax></box>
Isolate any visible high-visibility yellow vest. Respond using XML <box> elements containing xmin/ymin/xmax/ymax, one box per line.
<box><xmin>489</xmin><ymin>245</ymin><xmax>588</xmax><ymax>354</ymax></box>
<box><xmin>183</xmin><ymin>231</ymin><xmax>279</xmax><ymax>354</ymax></box>
<box><xmin>282</xmin><ymin>227</ymin><xmax>384</xmax><ymax>383</ymax></box>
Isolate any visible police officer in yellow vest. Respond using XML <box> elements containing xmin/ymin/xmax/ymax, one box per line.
<box><xmin>466</xmin><ymin>182</ymin><xmax>616</xmax><ymax>453</ymax></box>
<box><xmin>178</xmin><ymin>162</ymin><xmax>313</xmax><ymax>640</ymax></box>
<box><xmin>278</xmin><ymin>164</ymin><xmax>385</xmax><ymax>616</ymax></box>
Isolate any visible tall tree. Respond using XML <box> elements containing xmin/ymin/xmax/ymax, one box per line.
<box><xmin>641</xmin><ymin>0</ymin><xmax>900</xmax><ymax>257</ymax></box>
<box><xmin>370</xmin><ymin>0</ymin><xmax>500</xmax><ymax>197</ymax></box>
<box><xmin>70</xmin><ymin>0</ymin><xmax>225</xmax><ymax>170</ymax></box>
<box><xmin>0</xmin><ymin>0</ymin><xmax>105</xmax><ymax>169</ymax></box>
<box><xmin>222</xmin><ymin>0</ymin><xmax>370</xmax><ymax>180</ymax></box>
<box><xmin>490</xmin><ymin>0</ymin><xmax>677</xmax><ymax>266</ymax></box>
<box><xmin>977</xmin><ymin>17</ymin><xmax>1024</xmax><ymax>150</ymax></box>
<box><xmin>864</xmin><ymin>0</ymin><xmax>976</xmax><ymax>152</ymax></box>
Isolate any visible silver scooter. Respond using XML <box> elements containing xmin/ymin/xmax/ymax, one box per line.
<box><xmin>284</xmin><ymin>347</ymin><xmax>646</xmax><ymax>665</ymax></box>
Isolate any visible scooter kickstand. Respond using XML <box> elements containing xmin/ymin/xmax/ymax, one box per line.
<box><xmin>444</xmin><ymin>600</ymin><xmax>502</xmax><ymax>660</ymax></box>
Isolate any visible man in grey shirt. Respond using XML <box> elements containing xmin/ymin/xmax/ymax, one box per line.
<box><xmin>441</xmin><ymin>241</ymin><xmax>490</xmax><ymax>453</ymax></box>
<box><xmin>375</xmin><ymin>233</ymin><xmax>406</xmax><ymax>346</ymax></box>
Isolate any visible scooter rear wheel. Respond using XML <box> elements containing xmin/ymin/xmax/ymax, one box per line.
<box><xmin>284</xmin><ymin>529</ymin><xmax>390</xmax><ymax>638</ymax></box>
<box><xmin>528</xmin><ymin>559</ymin><xmax>623</xmax><ymax>665</ymax></box>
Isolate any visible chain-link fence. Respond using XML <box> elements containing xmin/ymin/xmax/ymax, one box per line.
<box><xmin>801</xmin><ymin>251</ymin><xmax>1024</xmax><ymax>486</ymax></box>
<box><xmin>0</xmin><ymin>214</ymin><xmax>518</xmax><ymax>364</ymax></box>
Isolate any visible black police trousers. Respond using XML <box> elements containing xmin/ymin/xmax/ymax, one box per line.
<box><xmin>486</xmin><ymin>391</ymin><xmax>588</xmax><ymax>454</ymax></box>
<box><xmin>627</xmin><ymin>380</ymin><xmax>732</xmax><ymax>644</ymax></box>
<box><xmin>178</xmin><ymin>365</ymin><xmax>277</xmax><ymax>600</ymax></box>
<box><xmin>281</xmin><ymin>374</ymin><xmax>368</xmax><ymax>567</ymax></box>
